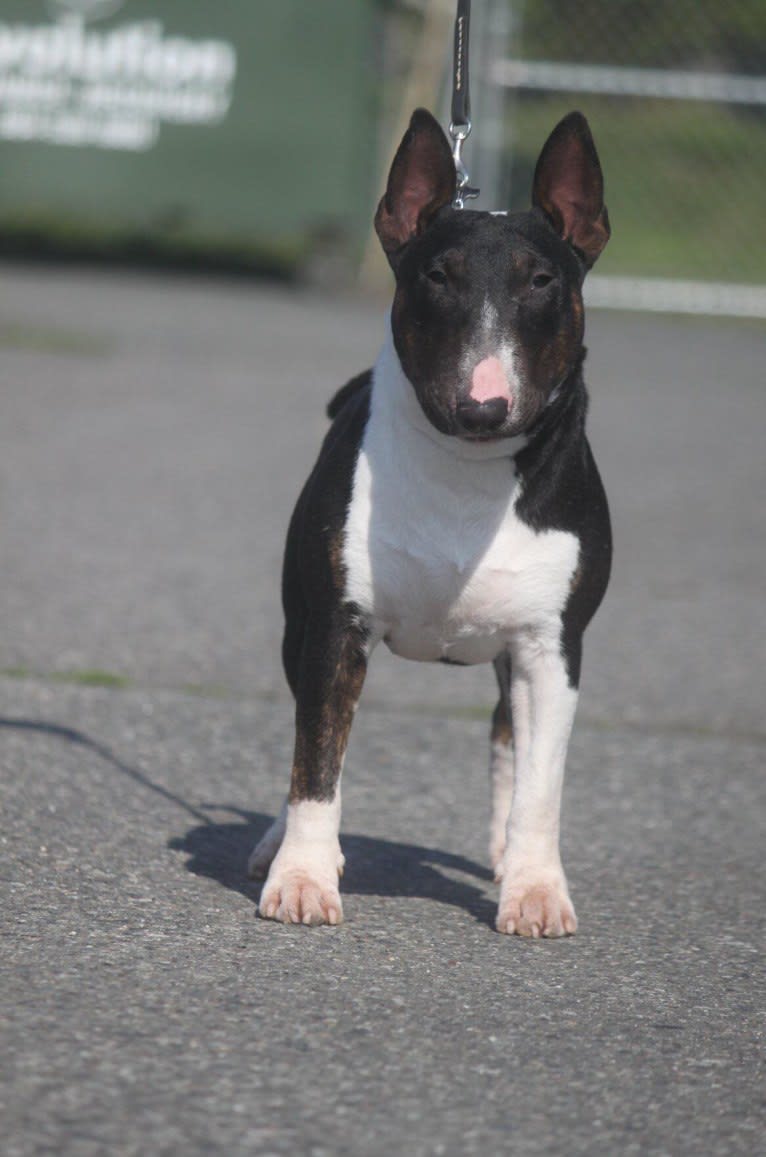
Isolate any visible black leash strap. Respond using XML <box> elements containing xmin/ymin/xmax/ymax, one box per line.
<box><xmin>451</xmin><ymin>0</ymin><xmax>472</xmax><ymax>131</ymax></box>
<box><xmin>449</xmin><ymin>0</ymin><xmax>479</xmax><ymax>208</ymax></box>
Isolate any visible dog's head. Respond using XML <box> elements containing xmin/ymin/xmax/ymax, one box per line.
<box><xmin>375</xmin><ymin>109</ymin><xmax>609</xmax><ymax>442</ymax></box>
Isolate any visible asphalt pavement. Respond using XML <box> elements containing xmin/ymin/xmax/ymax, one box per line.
<box><xmin>1</xmin><ymin>262</ymin><xmax>764</xmax><ymax>1156</ymax></box>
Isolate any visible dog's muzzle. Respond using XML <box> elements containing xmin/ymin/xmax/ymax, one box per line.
<box><xmin>455</xmin><ymin>395</ymin><xmax>509</xmax><ymax>437</ymax></box>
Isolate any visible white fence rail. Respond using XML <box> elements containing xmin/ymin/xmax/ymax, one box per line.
<box><xmin>493</xmin><ymin>59</ymin><xmax>766</xmax><ymax>106</ymax></box>
<box><xmin>585</xmin><ymin>277</ymin><xmax>766</xmax><ymax>319</ymax></box>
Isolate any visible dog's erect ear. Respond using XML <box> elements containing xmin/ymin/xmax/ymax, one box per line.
<box><xmin>532</xmin><ymin>111</ymin><xmax>610</xmax><ymax>269</ymax></box>
<box><xmin>375</xmin><ymin>108</ymin><xmax>456</xmax><ymax>264</ymax></box>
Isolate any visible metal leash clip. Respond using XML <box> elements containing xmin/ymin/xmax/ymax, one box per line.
<box><xmin>449</xmin><ymin>119</ymin><xmax>480</xmax><ymax>209</ymax></box>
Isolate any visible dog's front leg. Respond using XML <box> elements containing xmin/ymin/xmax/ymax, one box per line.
<box><xmin>258</xmin><ymin>613</ymin><xmax>368</xmax><ymax>926</ymax></box>
<box><xmin>496</xmin><ymin>629</ymin><xmax>579</xmax><ymax>938</ymax></box>
<box><xmin>489</xmin><ymin>651</ymin><xmax>514</xmax><ymax>881</ymax></box>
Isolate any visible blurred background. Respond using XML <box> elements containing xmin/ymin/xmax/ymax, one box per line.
<box><xmin>0</xmin><ymin>0</ymin><xmax>764</xmax><ymax>310</ymax></box>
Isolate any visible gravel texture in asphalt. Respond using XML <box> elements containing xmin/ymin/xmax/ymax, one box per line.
<box><xmin>1</xmin><ymin>264</ymin><xmax>764</xmax><ymax>1155</ymax></box>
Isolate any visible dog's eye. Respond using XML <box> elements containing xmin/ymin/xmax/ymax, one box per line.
<box><xmin>425</xmin><ymin>268</ymin><xmax>448</xmax><ymax>287</ymax></box>
<box><xmin>532</xmin><ymin>272</ymin><xmax>555</xmax><ymax>289</ymax></box>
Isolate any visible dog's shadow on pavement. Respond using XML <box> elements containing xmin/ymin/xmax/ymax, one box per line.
<box><xmin>0</xmin><ymin>716</ymin><xmax>495</xmax><ymax>927</ymax></box>
<box><xmin>169</xmin><ymin>808</ymin><xmax>498</xmax><ymax>927</ymax></box>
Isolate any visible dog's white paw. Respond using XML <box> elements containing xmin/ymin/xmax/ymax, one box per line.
<box><xmin>258</xmin><ymin>840</ymin><xmax>345</xmax><ymax>926</ymax></box>
<box><xmin>259</xmin><ymin>866</ymin><xmax>344</xmax><ymax>926</ymax></box>
<box><xmin>496</xmin><ymin>870</ymin><xmax>577</xmax><ymax>938</ymax></box>
<box><xmin>247</xmin><ymin>810</ymin><xmax>287</xmax><ymax>879</ymax></box>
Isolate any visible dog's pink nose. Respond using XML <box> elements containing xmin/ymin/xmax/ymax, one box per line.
<box><xmin>469</xmin><ymin>356</ymin><xmax>513</xmax><ymax>405</ymax></box>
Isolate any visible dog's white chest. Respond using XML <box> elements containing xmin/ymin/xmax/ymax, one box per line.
<box><xmin>342</xmin><ymin>347</ymin><xmax>580</xmax><ymax>665</ymax></box>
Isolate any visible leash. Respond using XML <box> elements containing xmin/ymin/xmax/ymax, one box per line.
<box><xmin>449</xmin><ymin>0</ymin><xmax>479</xmax><ymax>208</ymax></box>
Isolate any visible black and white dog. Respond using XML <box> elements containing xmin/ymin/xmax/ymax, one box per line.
<box><xmin>251</xmin><ymin>109</ymin><xmax>612</xmax><ymax>937</ymax></box>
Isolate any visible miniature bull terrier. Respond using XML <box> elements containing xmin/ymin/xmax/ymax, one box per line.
<box><xmin>250</xmin><ymin>108</ymin><xmax>612</xmax><ymax>936</ymax></box>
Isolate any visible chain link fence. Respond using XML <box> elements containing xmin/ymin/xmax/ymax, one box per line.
<box><xmin>377</xmin><ymin>0</ymin><xmax>766</xmax><ymax>315</ymax></box>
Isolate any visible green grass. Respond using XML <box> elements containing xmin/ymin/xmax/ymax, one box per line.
<box><xmin>0</xmin><ymin>213</ymin><xmax>307</xmax><ymax>281</ymax></box>
<box><xmin>0</xmin><ymin>666</ymin><xmax>240</xmax><ymax>700</ymax></box>
<box><xmin>181</xmin><ymin>682</ymin><xmax>235</xmax><ymax>700</ymax></box>
<box><xmin>507</xmin><ymin>97</ymin><xmax>766</xmax><ymax>283</ymax></box>
<box><xmin>51</xmin><ymin>670</ymin><xmax>133</xmax><ymax>689</ymax></box>
<box><xmin>2</xmin><ymin>666</ymin><xmax>132</xmax><ymax>689</ymax></box>
<box><xmin>0</xmin><ymin>322</ymin><xmax>112</xmax><ymax>356</ymax></box>
<box><xmin>1</xmin><ymin>666</ymin><xmax>34</xmax><ymax>679</ymax></box>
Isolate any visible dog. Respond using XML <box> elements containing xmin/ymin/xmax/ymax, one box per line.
<box><xmin>250</xmin><ymin>108</ymin><xmax>612</xmax><ymax>937</ymax></box>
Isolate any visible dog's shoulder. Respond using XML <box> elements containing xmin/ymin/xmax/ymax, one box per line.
<box><xmin>284</xmin><ymin>368</ymin><xmax>372</xmax><ymax>603</ymax></box>
<box><xmin>326</xmin><ymin>369</ymin><xmax>373</xmax><ymax>421</ymax></box>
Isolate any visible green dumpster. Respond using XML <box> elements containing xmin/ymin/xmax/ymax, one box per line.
<box><xmin>0</xmin><ymin>1</ymin><xmax>378</xmax><ymax>273</ymax></box>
